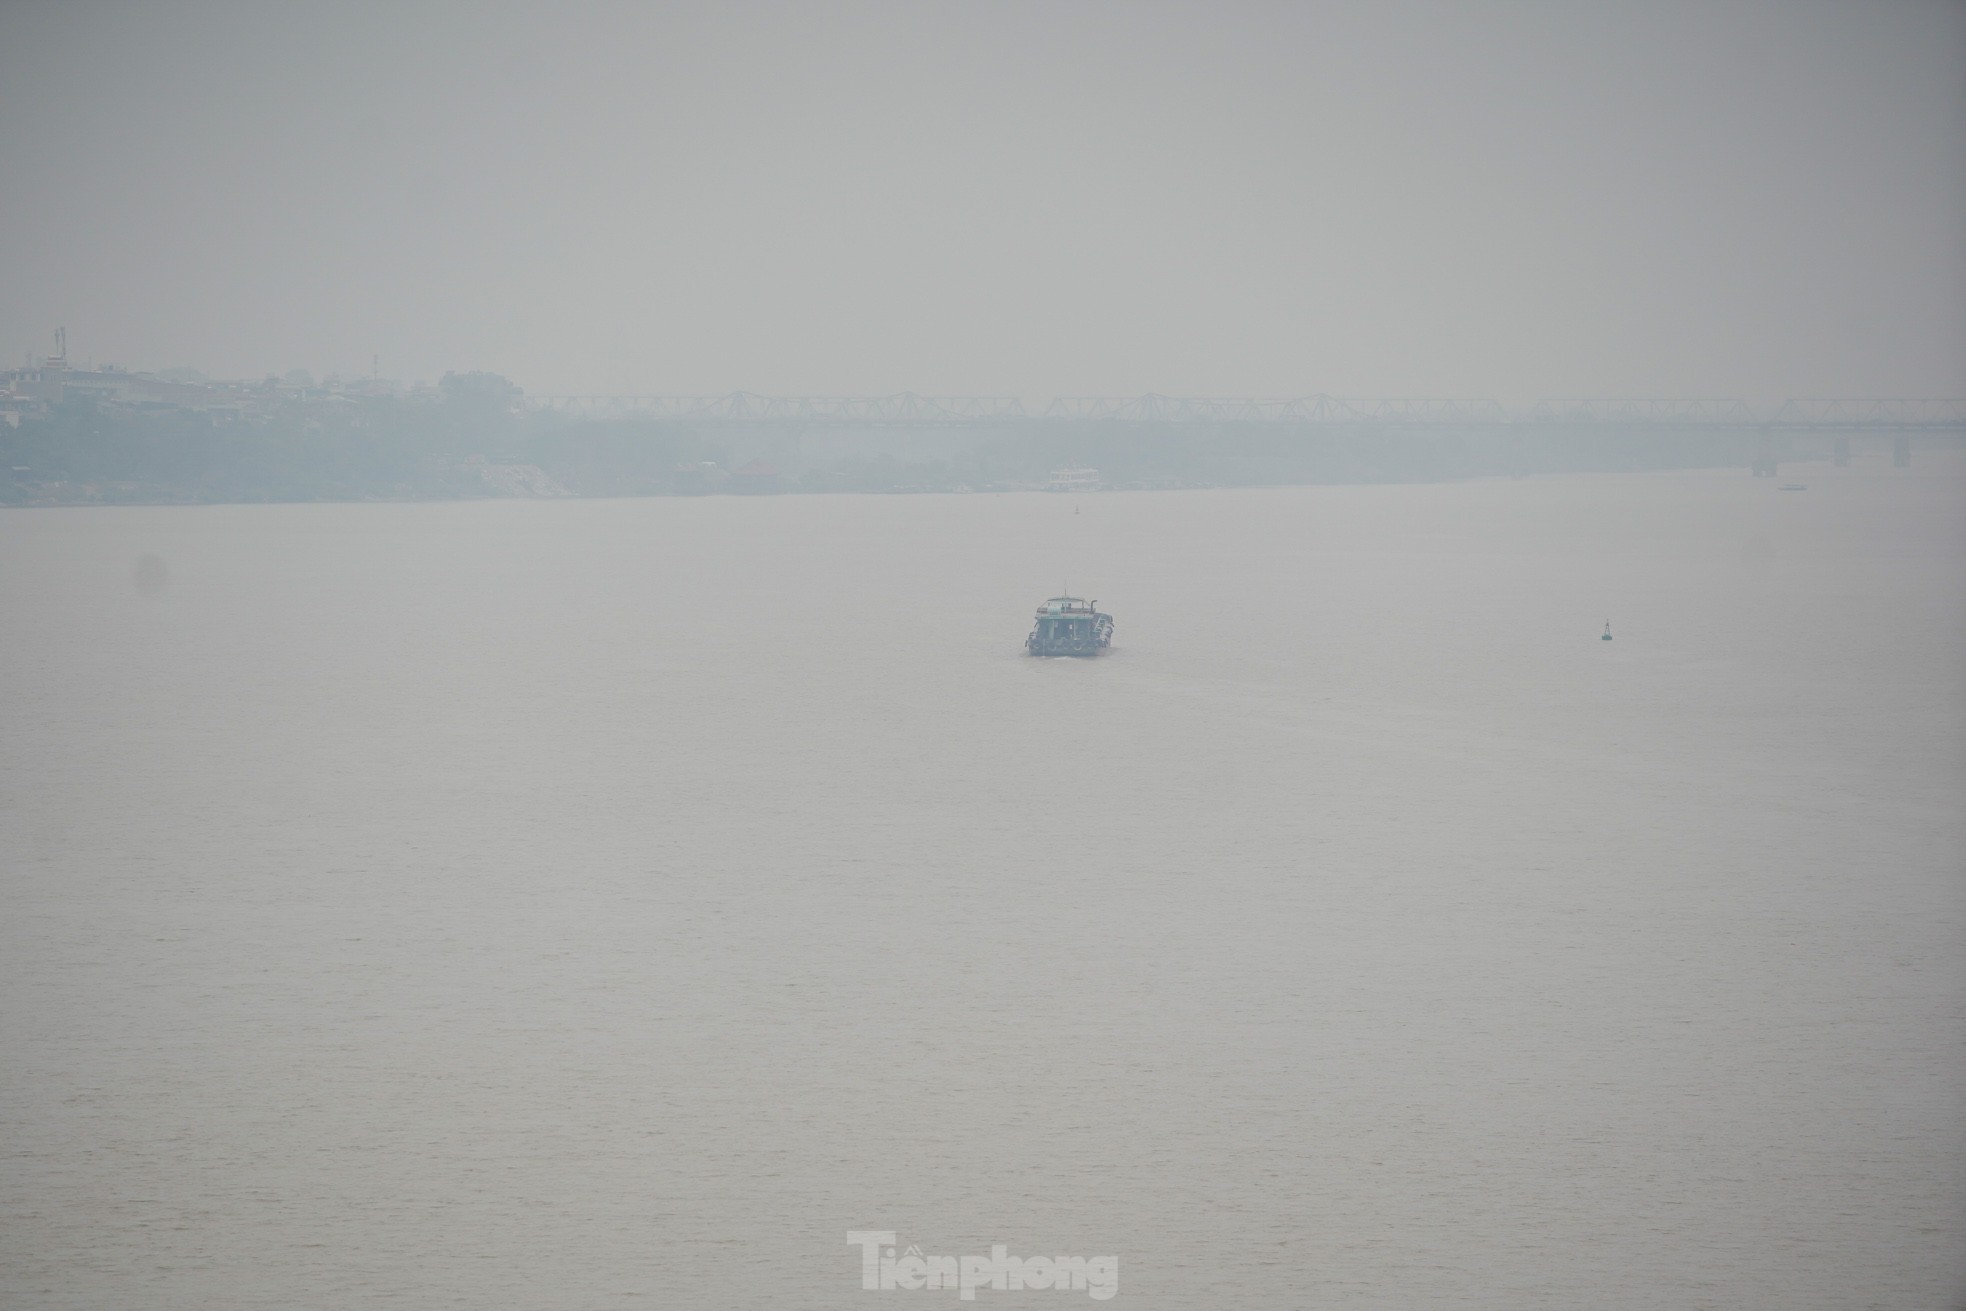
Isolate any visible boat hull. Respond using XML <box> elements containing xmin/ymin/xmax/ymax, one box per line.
<box><xmin>1027</xmin><ymin>640</ymin><xmax>1108</xmax><ymax>657</ymax></box>
<box><xmin>1025</xmin><ymin>599</ymin><xmax>1114</xmax><ymax>656</ymax></box>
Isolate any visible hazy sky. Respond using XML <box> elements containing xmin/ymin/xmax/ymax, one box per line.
<box><xmin>2</xmin><ymin>0</ymin><xmax>1961</xmax><ymax>403</ymax></box>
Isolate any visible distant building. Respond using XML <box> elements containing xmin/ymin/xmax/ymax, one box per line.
<box><xmin>1043</xmin><ymin>467</ymin><xmax>1100</xmax><ymax>492</ymax></box>
<box><xmin>1</xmin><ymin>353</ymin><xmax>240</xmax><ymax>417</ymax></box>
<box><xmin>670</xmin><ymin>461</ymin><xmax>725</xmax><ymax>495</ymax></box>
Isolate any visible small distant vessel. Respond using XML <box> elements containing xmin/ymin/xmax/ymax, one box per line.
<box><xmin>1601</xmin><ymin>622</ymin><xmax>1613</xmax><ymax>641</ymax></box>
<box><xmin>1779</xmin><ymin>483</ymin><xmax>1807</xmax><ymax>491</ymax></box>
<box><xmin>1027</xmin><ymin>596</ymin><xmax>1114</xmax><ymax>657</ymax></box>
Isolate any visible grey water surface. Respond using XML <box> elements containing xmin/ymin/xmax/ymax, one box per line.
<box><xmin>3</xmin><ymin>463</ymin><xmax>1962</xmax><ymax>1309</ymax></box>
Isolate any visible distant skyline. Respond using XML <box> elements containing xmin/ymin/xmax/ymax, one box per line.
<box><xmin>2</xmin><ymin>0</ymin><xmax>1962</xmax><ymax>405</ymax></box>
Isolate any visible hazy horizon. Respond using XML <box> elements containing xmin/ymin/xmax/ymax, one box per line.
<box><xmin>2</xmin><ymin>0</ymin><xmax>1962</xmax><ymax>404</ymax></box>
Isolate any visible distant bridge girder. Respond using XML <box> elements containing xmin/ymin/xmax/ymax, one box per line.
<box><xmin>530</xmin><ymin>392</ymin><xmax>1027</xmax><ymax>425</ymax></box>
<box><xmin>1043</xmin><ymin>395</ymin><xmax>1509</xmax><ymax>423</ymax></box>
<box><xmin>1768</xmin><ymin>398</ymin><xmax>1966</xmax><ymax>427</ymax></box>
<box><xmin>529</xmin><ymin>393</ymin><xmax>1966</xmax><ymax>431</ymax></box>
<box><xmin>1521</xmin><ymin>398</ymin><xmax>1758</xmax><ymax>425</ymax></box>
<box><xmin>1332</xmin><ymin>397</ymin><xmax>1511</xmax><ymax>424</ymax></box>
<box><xmin>1044</xmin><ymin>395</ymin><xmax>1302</xmax><ymax>422</ymax></box>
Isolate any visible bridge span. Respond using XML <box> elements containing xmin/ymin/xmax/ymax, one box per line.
<box><xmin>529</xmin><ymin>392</ymin><xmax>1966</xmax><ymax>433</ymax></box>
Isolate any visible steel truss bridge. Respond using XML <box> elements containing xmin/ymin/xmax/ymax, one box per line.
<box><xmin>529</xmin><ymin>392</ymin><xmax>1966</xmax><ymax>432</ymax></box>
<box><xmin>529</xmin><ymin>393</ymin><xmax>1026</xmax><ymax>425</ymax></box>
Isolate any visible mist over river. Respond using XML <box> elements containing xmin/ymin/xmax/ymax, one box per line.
<box><xmin>3</xmin><ymin>461</ymin><xmax>1963</xmax><ymax>1309</ymax></box>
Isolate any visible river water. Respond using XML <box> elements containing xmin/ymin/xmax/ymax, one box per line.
<box><xmin>3</xmin><ymin>460</ymin><xmax>1963</xmax><ymax>1309</ymax></box>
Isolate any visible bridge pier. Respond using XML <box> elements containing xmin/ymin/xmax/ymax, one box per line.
<box><xmin>1833</xmin><ymin>436</ymin><xmax>1850</xmax><ymax>467</ymax></box>
<box><xmin>1893</xmin><ymin>435</ymin><xmax>1911</xmax><ymax>467</ymax></box>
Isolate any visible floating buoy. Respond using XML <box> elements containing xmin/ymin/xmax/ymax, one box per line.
<box><xmin>1601</xmin><ymin>622</ymin><xmax>1613</xmax><ymax>641</ymax></box>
